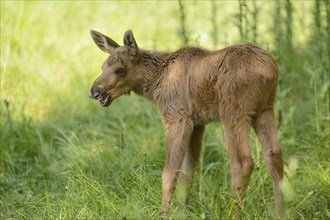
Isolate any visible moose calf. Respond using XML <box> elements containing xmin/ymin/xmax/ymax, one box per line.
<box><xmin>89</xmin><ymin>30</ymin><xmax>284</xmax><ymax>218</ymax></box>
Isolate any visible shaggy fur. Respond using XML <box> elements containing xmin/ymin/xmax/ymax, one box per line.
<box><xmin>89</xmin><ymin>30</ymin><xmax>284</xmax><ymax>218</ymax></box>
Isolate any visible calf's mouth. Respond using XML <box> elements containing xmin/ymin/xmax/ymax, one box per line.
<box><xmin>100</xmin><ymin>93</ymin><xmax>113</xmax><ymax>107</ymax></box>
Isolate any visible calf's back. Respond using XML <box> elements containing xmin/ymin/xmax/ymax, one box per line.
<box><xmin>153</xmin><ymin>44</ymin><xmax>278</xmax><ymax>126</ymax></box>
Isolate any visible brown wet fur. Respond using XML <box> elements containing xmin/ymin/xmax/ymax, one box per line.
<box><xmin>89</xmin><ymin>30</ymin><xmax>284</xmax><ymax>218</ymax></box>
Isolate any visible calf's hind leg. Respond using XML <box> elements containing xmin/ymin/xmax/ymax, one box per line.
<box><xmin>223</xmin><ymin>121</ymin><xmax>254</xmax><ymax>204</ymax></box>
<box><xmin>253</xmin><ymin>110</ymin><xmax>284</xmax><ymax>217</ymax></box>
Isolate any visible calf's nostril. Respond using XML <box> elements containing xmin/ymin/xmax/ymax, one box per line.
<box><xmin>94</xmin><ymin>92</ymin><xmax>101</xmax><ymax>99</ymax></box>
<box><xmin>89</xmin><ymin>87</ymin><xmax>101</xmax><ymax>100</ymax></box>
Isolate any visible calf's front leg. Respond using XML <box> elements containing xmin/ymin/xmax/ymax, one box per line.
<box><xmin>177</xmin><ymin>125</ymin><xmax>204</xmax><ymax>206</ymax></box>
<box><xmin>161</xmin><ymin>119</ymin><xmax>194</xmax><ymax>218</ymax></box>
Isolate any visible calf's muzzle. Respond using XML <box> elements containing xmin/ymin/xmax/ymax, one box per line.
<box><xmin>89</xmin><ymin>85</ymin><xmax>104</xmax><ymax>100</ymax></box>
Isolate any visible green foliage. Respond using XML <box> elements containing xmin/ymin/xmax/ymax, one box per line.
<box><xmin>1</xmin><ymin>1</ymin><xmax>329</xmax><ymax>219</ymax></box>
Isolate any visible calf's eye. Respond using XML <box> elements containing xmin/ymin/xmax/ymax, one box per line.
<box><xmin>115</xmin><ymin>67</ymin><xmax>125</xmax><ymax>76</ymax></box>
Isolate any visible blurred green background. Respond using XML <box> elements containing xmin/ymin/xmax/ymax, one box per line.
<box><xmin>1</xmin><ymin>1</ymin><xmax>329</xmax><ymax>219</ymax></box>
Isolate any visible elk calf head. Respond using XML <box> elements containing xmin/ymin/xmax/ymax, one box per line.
<box><xmin>89</xmin><ymin>30</ymin><xmax>140</xmax><ymax>107</ymax></box>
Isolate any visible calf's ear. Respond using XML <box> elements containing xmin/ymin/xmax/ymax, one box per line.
<box><xmin>123</xmin><ymin>30</ymin><xmax>139</xmax><ymax>56</ymax></box>
<box><xmin>90</xmin><ymin>30</ymin><xmax>119</xmax><ymax>54</ymax></box>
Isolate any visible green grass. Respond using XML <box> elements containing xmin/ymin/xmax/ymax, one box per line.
<box><xmin>1</xmin><ymin>1</ymin><xmax>329</xmax><ymax>219</ymax></box>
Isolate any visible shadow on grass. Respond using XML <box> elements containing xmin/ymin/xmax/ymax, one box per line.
<box><xmin>0</xmin><ymin>93</ymin><xmax>167</xmax><ymax>219</ymax></box>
